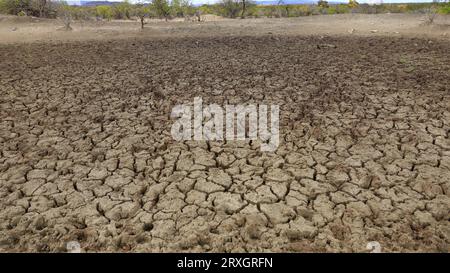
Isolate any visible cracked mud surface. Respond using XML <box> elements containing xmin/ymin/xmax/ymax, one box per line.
<box><xmin>0</xmin><ymin>35</ymin><xmax>449</xmax><ymax>252</ymax></box>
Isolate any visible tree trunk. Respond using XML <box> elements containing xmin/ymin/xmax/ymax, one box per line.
<box><xmin>241</xmin><ymin>0</ymin><xmax>246</xmax><ymax>19</ymax></box>
<box><xmin>140</xmin><ymin>16</ymin><xmax>144</xmax><ymax>29</ymax></box>
<box><xmin>39</xmin><ymin>0</ymin><xmax>47</xmax><ymax>17</ymax></box>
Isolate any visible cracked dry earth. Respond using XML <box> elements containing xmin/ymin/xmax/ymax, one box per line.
<box><xmin>0</xmin><ymin>35</ymin><xmax>449</xmax><ymax>253</ymax></box>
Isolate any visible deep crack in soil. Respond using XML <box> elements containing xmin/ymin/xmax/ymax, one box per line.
<box><xmin>0</xmin><ymin>35</ymin><xmax>449</xmax><ymax>252</ymax></box>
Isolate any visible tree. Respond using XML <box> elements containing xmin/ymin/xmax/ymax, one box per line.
<box><xmin>96</xmin><ymin>5</ymin><xmax>113</xmax><ymax>20</ymax></box>
<box><xmin>194</xmin><ymin>9</ymin><xmax>201</xmax><ymax>21</ymax></box>
<box><xmin>441</xmin><ymin>0</ymin><xmax>450</xmax><ymax>14</ymax></box>
<box><xmin>241</xmin><ymin>0</ymin><xmax>246</xmax><ymax>18</ymax></box>
<box><xmin>0</xmin><ymin>0</ymin><xmax>25</xmax><ymax>15</ymax></box>
<box><xmin>171</xmin><ymin>0</ymin><xmax>183</xmax><ymax>17</ymax></box>
<box><xmin>183</xmin><ymin>0</ymin><xmax>196</xmax><ymax>19</ymax></box>
<box><xmin>133</xmin><ymin>3</ymin><xmax>150</xmax><ymax>29</ymax></box>
<box><xmin>153</xmin><ymin>0</ymin><xmax>171</xmax><ymax>21</ymax></box>
<box><xmin>221</xmin><ymin>0</ymin><xmax>240</xmax><ymax>18</ymax></box>
<box><xmin>33</xmin><ymin>0</ymin><xmax>48</xmax><ymax>17</ymax></box>
<box><xmin>57</xmin><ymin>1</ymin><xmax>72</xmax><ymax>30</ymax></box>
<box><xmin>240</xmin><ymin>0</ymin><xmax>255</xmax><ymax>18</ymax></box>
<box><xmin>425</xmin><ymin>0</ymin><xmax>445</xmax><ymax>24</ymax></box>
<box><xmin>318</xmin><ymin>0</ymin><xmax>329</xmax><ymax>8</ymax></box>
<box><xmin>113</xmin><ymin>0</ymin><xmax>132</xmax><ymax>19</ymax></box>
<box><xmin>172</xmin><ymin>0</ymin><xmax>195</xmax><ymax>19</ymax></box>
<box><xmin>277</xmin><ymin>0</ymin><xmax>290</xmax><ymax>17</ymax></box>
<box><xmin>348</xmin><ymin>0</ymin><xmax>358</xmax><ymax>8</ymax></box>
<box><xmin>0</xmin><ymin>0</ymin><xmax>56</xmax><ymax>17</ymax></box>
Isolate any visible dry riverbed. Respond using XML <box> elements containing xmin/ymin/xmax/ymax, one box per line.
<box><xmin>0</xmin><ymin>14</ymin><xmax>449</xmax><ymax>252</ymax></box>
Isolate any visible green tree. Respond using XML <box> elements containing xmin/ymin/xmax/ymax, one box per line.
<box><xmin>318</xmin><ymin>0</ymin><xmax>329</xmax><ymax>8</ymax></box>
<box><xmin>133</xmin><ymin>3</ymin><xmax>150</xmax><ymax>29</ymax></box>
<box><xmin>153</xmin><ymin>0</ymin><xmax>170</xmax><ymax>20</ymax></box>
<box><xmin>348</xmin><ymin>0</ymin><xmax>358</xmax><ymax>8</ymax></box>
<box><xmin>113</xmin><ymin>0</ymin><xmax>131</xmax><ymax>19</ymax></box>
<box><xmin>96</xmin><ymin>5</ymin><xmax>113</xmax><ymax>20</ymax></box>
<box><xmin>171</xmin><ymin>0</ymin><xmax>183</xmax><ymax>17</ymax></box>
<box><xmin>0</xmin><ymin>0</ymin><xmax>57</xmax><ymax>17</ymax></box>
<box><xmin>0</xmin><ymin>0</ymin><xmax>31</xmax><ymax>16</ymax></box>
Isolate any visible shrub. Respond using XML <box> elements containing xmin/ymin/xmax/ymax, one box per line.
<box><xmin>335</xmin><ymin>4</ymin><xmax>350</xmax><ymax>14</ymax></box>
<box><xmin>296</xmin><ymin>5</ymin><xmax>313</xmax><ymax>16</ymax></box>
<box><xmin>57</xmin><ymin>1</ymin><xmax>72</xmax><ymax>30</ymax></box>
<box><xmin>132</xmin><ymin>4</ymin><xmax>150</xmax><ymax>28</ymax></box>
<box><xmin>68</xmin><ymin>6</ymin><xmax>94</xmax><ymax>20</ymax></box>
<box><xmin>220</xmin><ymin>0</ymin><xmax>241</xmax><ymax>18</ymax></box>
<box><xmin>327</xmin><ymin>6</ymin><xmax>337</xmax><ymax>14</ymax></box>
<box><xmin>113</xmin><ymin>1</ymin><xmax>131</xmax><ymax>19</ymax></box>
<box><xmin>197</xmin><ymin>4</ymin><xmax>212</xmax><ymax>15</ymax></box>
<box><xmin>0</xmin><ymin>0</ymin><xmax>27</xmax><ymax>16</ymax></box>
<box><xmin>348</xmin><ymin>0</ymin><xmax>358</xmax><ymax>9</ymax></box>
<box><xmin>96</xmin><ymin>5</ymin><xmax>113</xmax><ymax>20</ymax></box>
<box><xmin>171</xmin><ymin>0</ymin><xmax>194</xmax><ymax>18</ymax></box>
<box><xmin>0</xmin><ymin>0</ymin><xmax>55</xmax><ymax>17</ymax></box>
<box><xmin>318</xmin><ymin>0</ymin><xmax>329</xmax><ymax>9</ymax></box>
<box><xmin>439</xmin><ymin>2</ymin><xmax>450</xmax><ymax>14</ymax></box>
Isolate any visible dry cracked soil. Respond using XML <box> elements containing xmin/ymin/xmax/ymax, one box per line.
<box><xmin>0</xmin><ymin>31</ymin><xmax>449</xmax><ymax>252</ymax></box>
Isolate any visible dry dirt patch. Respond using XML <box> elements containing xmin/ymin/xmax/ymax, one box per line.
<box><xmin>1</xmin><ymin>14</ymin><xmax>450</xmax><ymax>44</ymax></box>
<box><xmin>0</xmin><ymin>33</ymin><xmax>449</xmax><ymax>252</ymax></box>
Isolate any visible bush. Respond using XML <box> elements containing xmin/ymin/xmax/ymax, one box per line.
<box><xmin>2</xmin><ymin>0</ymin><xmax>29</xmax><ymax>16</ymax></box>
<box><xmin>96</xmin><ymin>5</ymin><xmax>113</xmax><ymax>20</ymax></box>
<box><xmin>439</xmin><ymin>2</ymin><xmax>450</xmax><ymax>14</ymax></box>
<box><xmin>0</xmin><ymin>0</ymin><xmax>58</xmax><ymax>17</ymax></box>
<box><xmin>0</xmin><ymin>0</ymin><xmax>27</xmax><ymax>15</ymax></box>
<box><xmin>57</xmin><ymin>1</ymin><xmax>72</xmax><ymax>30</ymax></box>
<box><xmin>220</xmin><ymin>0</ymin><xmax>241</xmax><ymax>18</ymax></box>
<box><xmin>348</xmin><ymin>0</ymin><xmax>358</xmax><ymax>9</ymax></box>
<box><xmin>295</xmin><ymin>5</ymin><xmax>313</xmax><ymax>16</ymax></box>
<box><xmin>318</xmin><ymin>0</ymin><xmax>329</xmax><ymax>9</ymax></box>
<box><xmin>197</xmin><ymin>4</ymin><xmax>212</xmax><ymax>15</ymax></box>
<box><xmin>335</xmin><ymin>4</ymin><xmax>350</xmax><ymax>14</ymax></box>
<box><xmin>113</xmin><ymin>1</ymin><xmax>131</xmax><ymax>19</ymax></box>
<box><xmin>153</xmin><ymin>0</ymin><xmax>171</xmax><ymax>19</ymax></box>
<box><xmin>327</xmin><ymin>6</ymin><xmax>337</xmax><ymax>14</ymax></box>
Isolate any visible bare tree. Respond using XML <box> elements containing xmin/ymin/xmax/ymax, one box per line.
<box><xmin>134</xmin><ymin>3</ymin><xmax>150</xmax><ymax>29</ymax></box>
<box><xmin>425</xmin><ymin>0</ymin><xmax>448</xmax><ymax>24</ymax></box>
<box><xmin>62</xmin><ymin>11</ymin><xmax>72</xmax><ymax>30</ymax></box>
<box><xmin>37</xmin><ymin>0</ymin><xmax>47</xmax><ymax>17</ymax></box>
<box><xmin>277</xmin><ymin>0</ymin><xmax>290</xmax><ymax>17</ymax></box>
<box><xmin>240</xmin><ymin>0</ymin><xmax>255</xmax><ymax>18</ymax></box>
<box><xmin>425</xmin><ymin>1</ymin><xmax>438</xmax><ymax>24</ymax></box>
<box><xmin>195</xmin><ymin>10</ymin><xmax>202</xmax><ymax>22</ymax></box>
<box><xmin>57</xmin><ymin>1</ymin><xmax>72</xmax><ymax>31</ymax></box>
<box><xmin>221</xmin><ymin>0</ymin><xmax>241</xmax><ymax>18</ymax></box>
<box><xmin>241</xmin><ymin>0</ymin><xmax>246</xmax><ymax>18</ymax></box>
